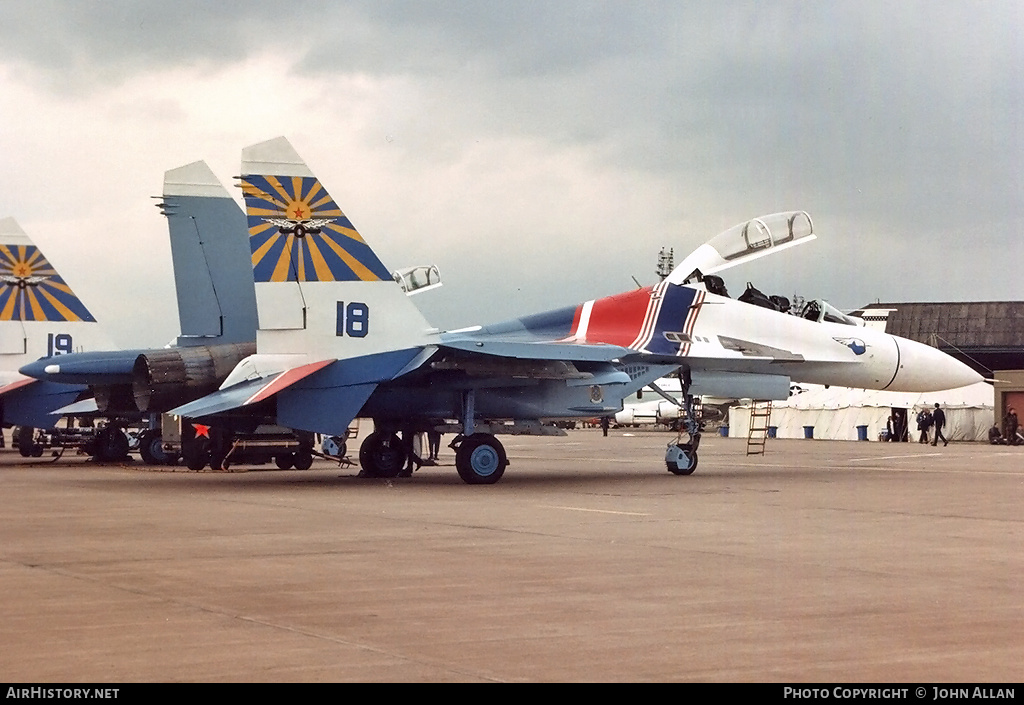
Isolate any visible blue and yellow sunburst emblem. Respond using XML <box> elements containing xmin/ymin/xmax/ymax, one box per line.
<box><xmin>0</xmin><ymin>245</ymin><xmax>96</xmax><ymax>322</ymax></box>
<box><xmin>241</xmin><ymin>174</ymin><xmax>391</xmax><ymax>283</ymax></box>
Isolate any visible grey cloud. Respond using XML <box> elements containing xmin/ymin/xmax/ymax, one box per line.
<box><xmin>2</xmin><ymin>0</ymin><xmax>1021</xmax><ymax>315</ymax></box>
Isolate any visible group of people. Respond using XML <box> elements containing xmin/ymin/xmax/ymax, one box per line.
<box><xmin>913</xmin><ymin>403</ymin><xmax>949</xmax><ymax>446</ymax></box>
<box><xmin>911</xmin><ymin>404</ymin><xmax>1023</xmax><ymax>446</ymax></box>
<box><xmin>988</xmin><ymin>407</ymin><xmax>1022</xmax><ymax>445</ymax></box>
<box><xmin>885</xmin><ymin>404</ymin><xmax>948</xmax><ymax>444</ymax></box>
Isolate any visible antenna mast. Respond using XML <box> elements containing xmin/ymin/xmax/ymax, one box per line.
<box><xmin>656</xmin><ymin>247</ymin><xmax>674</xmax><ymax>281</ymax></box>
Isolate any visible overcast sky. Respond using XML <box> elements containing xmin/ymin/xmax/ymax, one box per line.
<box><xmin>1</xmin><ymin>1</ymin><xmax>1021</xmax><ymax>348</ymax></box>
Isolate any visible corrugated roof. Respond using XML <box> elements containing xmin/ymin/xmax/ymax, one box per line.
<box><xmin>855</xmin><ymin>302</ymin><xmax>1024</xmax><ymax>349</ymax></box>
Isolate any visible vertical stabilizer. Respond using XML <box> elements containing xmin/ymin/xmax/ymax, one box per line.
<box><xmin>161</xmin><ymin>161</ymin><xmax>257</xmax><ymax>346</ymax></box>
<box><xmin>0</xmin><ymin>217</ymin><xmax>97</xmax><ymax>326</ymax></box>
<box><xmin>0</xmin><ymin>217</ymin><xmax>110</xmax><ymax>426</ymax></box>
<box><xmin>0</xmin><ymin>217</ymin><xmax>111</xmax><ymax>361</ymax></box>
<box><xmin>239</xmin><ymin>137</ymin><xmax>434</xmax><ymax>360</ymax></box>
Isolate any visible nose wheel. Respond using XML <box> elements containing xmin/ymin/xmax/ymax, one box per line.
<box><xmin>666</xmin><ymin>442</ymin><xmax>698</xmax><ymax>475</ymax></box>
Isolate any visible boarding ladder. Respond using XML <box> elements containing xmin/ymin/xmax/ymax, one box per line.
<box><xmin>746</xmin><ymin>400</ymin><xmax>773</xmax><ymax>456</ymax></box>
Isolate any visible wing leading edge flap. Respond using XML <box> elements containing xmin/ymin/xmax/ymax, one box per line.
<box><xmin>439</xmin><ymin>338</ymin><xmax>631</xmax><ymax>363</ymax></box>
<box><xmin>169</xmin><ymin>358</ymin><xmax>336</xmax><ymax>419</ymax></box>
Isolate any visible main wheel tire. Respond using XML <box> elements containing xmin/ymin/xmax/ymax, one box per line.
<box><xmin>358</xmin><ymin>431</ymin><xmax>406</xmax><ymax>478</ymax></box>
<box><xmin>138</xmin><ymin>430</ymin><xmax>172</xmax><ymax>466</ymax></box>
<box><xmin>95</xmin><ymin>428</ymin><xmax>130</xmax><ymax>462</ymax></box>
<box><xmin>206</xmin><ymin>428</ymin><xmax>234</xmax><ymax>471</ymax></box>
<box><xmin>16</xmin><ymin>426</ymin><xmax>34</xmax><ymax>458</ymax></box>
<box><xmin>455</xmin><ymin>434</ymin><xmax>507</xmax><ymax>485</ymax></box>
<box><xmin>293</xmin><ymin>449</ymin><xmax>314</xmax><ymax>471</ymax></box>
<box><xmin>182</xmin><ymin>437</ymin><xmax>209</xmax><ymax>471</ymax></box>
<box><xmin>208</xmin><ymin>448</ymin><xmax>229</xmax><ymax>471</ymax></box>
<box><xmin>275</xmin><ymin>454</ymin><xmax>294</xmax><ymax>470</ymax></box>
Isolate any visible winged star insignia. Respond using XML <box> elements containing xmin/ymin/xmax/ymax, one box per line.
<box><xmin>834</xmin><ymin>337</ymin><xmax>868</xmax><ymax>355</ymax></box>
<box><xmin>264</xmin><ymin>217</ymin><xmax>337</xmax><ymax>238</ymax></box>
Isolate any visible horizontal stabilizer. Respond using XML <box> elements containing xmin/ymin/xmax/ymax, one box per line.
<box><xmin>276</xmin><ymin>383</ymin><xmax>377</xmax><ymax>437</ymax></box>
<box><xmin>275</xmin><ymin>348</ymin><xmax>426</xmax><ymax>434</ymax></box>
<box><xmin>169</xmin><ymin>358</ymin><xmax>334</xmax><ymax>419</ymax></box>
<box><xmin>2</xmin><ymin>381</ymin><xmax>87</xmax><ymax>428</ymax></box>
<box><xmin>169</xmin><ymin>349</ymin><xmax>425</xmax><ymax>431</ymax></box>
<box><xmin>0</xmin><ymin>377</ymin><xmax>36</xmax><ymax>396</ymax></box>
<box><xmin>52</xmin><ymin>397</ymin><xmax>100</xmax><ymax>415</ymax></box>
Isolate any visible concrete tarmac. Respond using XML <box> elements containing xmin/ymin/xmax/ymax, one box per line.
<box><xmin>0</xmin><ymin>429</ymin><xmax>1021</xmax><ymax>682</ymax></box>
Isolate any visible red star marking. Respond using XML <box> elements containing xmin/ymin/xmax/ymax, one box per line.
<box><xmin>192</xmin><ymin>423</ymin><xmax>211</xmax><ymax>438</ymax></box>
<box><xmin>290</xmin><ymin>203</ymin><xmax>307</xmax><ymax>219</ymax></box>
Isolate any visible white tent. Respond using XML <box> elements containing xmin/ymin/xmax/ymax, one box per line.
<box><xmin>727</xmin><ymin>381</ymin><xmax>994</xmax><ymax>442</ymax></box>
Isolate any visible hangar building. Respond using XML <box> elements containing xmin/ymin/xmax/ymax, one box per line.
<box><xmin>852</xmin><ymin>301</ymin><xmax>1024</xmax><ymax>424</ymax></box>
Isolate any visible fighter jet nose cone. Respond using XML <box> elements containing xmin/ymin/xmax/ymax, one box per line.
<box><xmin>889</xmin><ymin>337</ymin><xmax>984</xmax><ymax>392</ymax></box>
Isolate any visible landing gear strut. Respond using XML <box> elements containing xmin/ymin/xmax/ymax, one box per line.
<box><xmin>665</xmin><ymin>370</ymin><xmax>702</xmax><ymax>476</ymax></box>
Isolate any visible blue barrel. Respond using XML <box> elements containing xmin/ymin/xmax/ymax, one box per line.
<box><xmin>719</xmin><ymin>426</ymin><xmax>729</xmax><ymax>437</ymax></box>
<box><xmin>856</xmin><ymin>425</ymin><xmax>869</xmax><ymax>441</ymax></box>
<box><xmin>803</xmin><ymin>426</ymin><xmax>814</xmax><ymax>439</ymax></box>
<box><xmin>768</xmin><ymin>426</ymin><xmax>778</xmax><ymax>438</ymax></box>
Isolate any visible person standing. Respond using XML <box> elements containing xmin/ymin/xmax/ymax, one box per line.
<box><xmin>427</xmin><ymin>428</ymin><xmax>442</xmax><ymax>464</ymax></box>
<box><xmin>916</xmin><ymin>408</ymin><xmax>932</xmax><ymax>444</ymax></box>
<box><xmin>931</xmin><ymin>402</ymin><xmax>948</xmax><ymax>447</ymax></box>
<box><xmin>1003</xmin><ymin>407</ymin><xmax>1019</xmax><ymax>444</ymax></box>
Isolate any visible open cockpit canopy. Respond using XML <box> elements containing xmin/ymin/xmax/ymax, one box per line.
<box><xmin>668</xmin><ymin>211</ymin><xmax>815</xmax><ymax>285</ymax></box>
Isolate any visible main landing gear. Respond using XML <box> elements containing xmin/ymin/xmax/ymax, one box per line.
<box><xmin>357</xmin><ymin>427</ymin><xmax>508</xmax><ymax>485</ymax></box>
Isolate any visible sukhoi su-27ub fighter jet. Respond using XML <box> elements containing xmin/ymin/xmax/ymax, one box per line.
<box><xmin>168</xmin><ymin>137</ymin><xmax>982</xmax><ymax>483</ymax></box>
